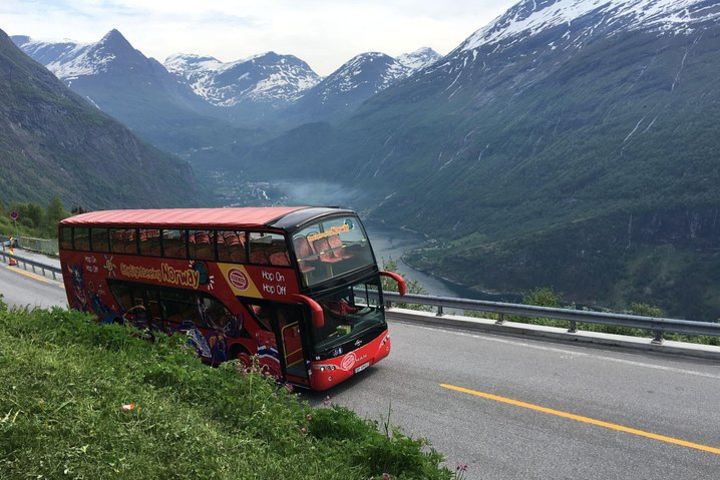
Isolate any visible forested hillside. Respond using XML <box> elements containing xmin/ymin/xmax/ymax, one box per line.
<box><xmin>0</xmin><ymin>28</ymin><xmax>197</xmax><ymax>209</ymax></box>
<box><xmin>240</xmin><ymin>0</ymin><xmax>720</xmax><ymax>318</ymax></box>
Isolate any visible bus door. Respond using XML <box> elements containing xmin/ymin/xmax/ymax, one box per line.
<box><xmin>274</xmin><ymin>304</ymin><xmax>310</xmax><ymax>385</ymax></box>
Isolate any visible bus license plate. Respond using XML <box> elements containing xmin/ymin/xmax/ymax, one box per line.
<box><xmin>354</xmin><ymin>362</ymin><xmax>370</xmax><ymax>374</ymax></box>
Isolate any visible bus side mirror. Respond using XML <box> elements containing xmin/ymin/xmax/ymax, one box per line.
<box><xmin>380</xmin><ymin>271</ymin><xmax>407</xmax><ymax>296</ymax></box>
<box><xmin>291</xmin><ymin>294</ymin><xmax>325</xmax><ymax>328</ymax></box>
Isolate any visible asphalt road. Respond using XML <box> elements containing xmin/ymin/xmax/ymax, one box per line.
<box><xmin>1</xmin><ymin>263</ymin><xmax>718</xmax><ymax>479</ymax></box>
<box><xmin>0</xmin><ymin>262</ymin><xmax>67</xmax><ymax>308</ymax></box>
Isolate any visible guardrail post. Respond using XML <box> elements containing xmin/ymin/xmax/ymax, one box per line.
<box><xmin>495</xmin><ymin>313</ymin><xmax>505</xmax><ymax>325</ymax></box>
<box><xmin>568</xmin><ymin>320</ymin><xmax>577</xmax><ymax>333</ymax></box>
<box><xmin>436</xmin><ymin>305</ymin><xmax>444</xmax><ymax>317</ymax></box>
<box><xmin>651</xmin><ymin>330</ymin><xmax>664</xmax><ymax>345</ymax></box>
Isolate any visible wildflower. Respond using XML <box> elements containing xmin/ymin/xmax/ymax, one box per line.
<box><xmin>382</xmin><ymin>474</ymin><xmax>392</xmax><ymax>480</ymax></box>
<box><xmin>306</xmin><ymin>413</ymin><xmax>313</xmax><ymax>422</ymax></box>
<box><xmin>323</xmin><ymin>395</ymin><xmax>332</xmax><ymax>406</ymax></box>
<box><xmin>300</xmin><ymin>427</ymin><xmax>307</xmax><ymax>434</ymax></box>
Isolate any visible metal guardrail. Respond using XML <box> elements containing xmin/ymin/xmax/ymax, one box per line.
<box><xmin>0</xmin><ymin>234</ymin><xmax>58</xmax><ymax>256</ymax></box>
<box><xmin>0</xmin><ymin>250</ymin><xmax>62</xmax><ymax>281</ymax></box>
<box><xmin>1</xmin><ymin>248</ymin><xmax>718</xmax><ymax>345</ymax></box>
<box><xmin>383</xmin><ymin>292</ymin><xmax>720</xmax><ymax>344</ymax></box>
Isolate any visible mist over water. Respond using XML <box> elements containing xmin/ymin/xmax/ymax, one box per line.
<box><xmin>275</xmin><ymin>180</ymin><xmax>360</xmax><ymax>207</ymax></box>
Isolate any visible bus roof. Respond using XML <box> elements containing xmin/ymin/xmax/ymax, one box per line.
<box><xmin>60</xmin><ymin>207</ymin><xmax>310</xmax><ymax>229</ymax></box>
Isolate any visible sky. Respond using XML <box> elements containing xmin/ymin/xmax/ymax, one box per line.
<box><xmin>1</xmin><ymin>0</ymin><xmax>517</xmax><ymax>75</ymax></box>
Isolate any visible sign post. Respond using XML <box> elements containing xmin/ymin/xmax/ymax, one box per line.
<box><xmin>8</xmin><ymin>212</ymin><xmax>19</xmax><ymax>266</ymax></box>
<box><xmin>10</xmin><ymin>211</ymin><xmax>19</xmax><ymax>240</ymax></box>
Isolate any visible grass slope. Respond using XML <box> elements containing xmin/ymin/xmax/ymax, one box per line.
<box><xmin>0</xmin><ymin>303</ymin><xmax>452</xmax><ymax>480</ymax></box>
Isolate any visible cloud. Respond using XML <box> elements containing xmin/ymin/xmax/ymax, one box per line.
<box><xmin>1</xmin><ymin>0</ymin><xmax>516</xmax><ymax>75</ymax></box>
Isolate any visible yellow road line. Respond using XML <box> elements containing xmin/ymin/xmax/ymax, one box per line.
<box><xmin>440</xmin><ymin>383</ymin><xmax>720</xmax><ymax>456</ymax></box>
<box><xmin>4</xmin><ymin>265</ymin><xmax>59</xmax><ymax>286</ymax></box>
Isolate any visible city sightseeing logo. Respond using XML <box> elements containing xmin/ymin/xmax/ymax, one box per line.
<box><xmin>228</xmin><ymin>268</ymin><xmax>249</xmax><ymax>291</ymax></box>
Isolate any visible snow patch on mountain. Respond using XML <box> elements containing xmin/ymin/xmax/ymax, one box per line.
<box><xmin>165</xmin><ymin>52</ymin><xmax>320</xmax><ymax>107</ymax></box>
<box><xmin>461</xmin><ymin>0</ymin><xmax>720</xmax><ymax>51</ymax></box>
<box><xmin>396</xmin><ymin>47</ymin><xmax>442</xmax><ymax>72</ymax></box>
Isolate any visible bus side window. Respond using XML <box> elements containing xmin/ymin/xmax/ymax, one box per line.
<box><xmin>109</xmin><ymin>282</ymin><xmax>133</xmax><ymax>310</ymax></box>
<box><xmin>110</xmin><ymin>229</ymin><xmax>135</xmax><ymax>255</ymax></box>
<box><xmin>110</xmin><ymin>229</ymin><xmax>123</xmax><ymax>254</ymax></box>
<box><xmin>139</xmin><ymin>229</ymin><xmax>161</xmax><ymax>256</ymax></box>
<box><xmin>217</xmin><ymin>231</ymin><xmax>246</xmax><ymax>263</ymax></box>
<box><xmin>91</xmin><ymin>228</ymin><xmax>109</xmax><ymax>253</ymax></box>
<box><xmin>249</xmin><ymin>232</ymin><xmax>288</xmax><ymax>265</ymax></box>
<box><xmin>159</xmin><ymin>290</ymin><xmax>202</xmax><ymax>327</ymax></box>
<box><xmin>60</xmin><ymin>227</ymin><xmax>73</xmax><ymax>250</ymax></box>
<box><xmin>189</xmin><ymin>230</ymin><xmax>214</xmax><ymax>261</ymax></box>
<box><xmin>244</xmin><ymin>302</ymin><xmax>272</xmax><ymax>331</ymax></box>
<box><xmin>74</xmin><ymin>228</ymin><xmax>90</xmax><ymax>251</ymax></box>
<box><xmin>162</xmin><ymin>229</ymin><xmax>186</xmax><ymax>259</ymax></box>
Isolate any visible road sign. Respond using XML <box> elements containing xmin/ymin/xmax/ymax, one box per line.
<box><xmin>10</xmin><ymin>211</ymin><xmax>18</xmax><ymax>222</ymax></box>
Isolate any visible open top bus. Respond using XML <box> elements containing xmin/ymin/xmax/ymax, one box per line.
<box><xmin>58</xmin><ymin>206</ymin><xmax>406</xmax><ymax>391</ymax></box>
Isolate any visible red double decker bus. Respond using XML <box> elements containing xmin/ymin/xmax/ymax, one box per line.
<box><xmin>58</xmin><ymin>207</ymin><xmax>406</xmax><ymax>390</ymax></box>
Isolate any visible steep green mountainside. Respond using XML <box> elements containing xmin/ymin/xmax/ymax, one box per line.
<box><xmin>12</xmin><ymin>30</ymin><xmax>263</xmax><ymax>169</ymax></box>
<box><xmin>240</xmin><ymin>6</ymin><xmax>720</xmax><ymax>318</ymax></box>
<box><xmin>0</xmin><ymin>28</ymin><xmax>197</xmax><ymax>208</ymax></box>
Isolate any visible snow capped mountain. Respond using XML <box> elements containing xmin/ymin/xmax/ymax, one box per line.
<box><xmin>459</xmin><ymin>0</ymin><xmax>719</xmax><ymax>53</ymax></box>
<box><xmin>11</xmin><ymin>29</ymin><xmax>227</xmax><ymax>152</ymax></box>
<box><xmin>12</xmin><ymin>29</ymin><xmax>146</xmax><ymax>81</ymax></box>
<box><xmin>318</xmin><ymin>52</ymin><xmax>407</xmax><ymax>100</ymax></box>
<box><xmin>396</xmin><ymin>47</ymin><xmax>441</xmax><ymax>72</ymax></box>
<box><xmin>165</xmin><ymin>51</ymin><xmax>320</xmax><ymax>107</ymax></box>
<box><xmin>284</xmin><ymin>48</ymin><xmax>443</xmax><ymax>121</ymax></box>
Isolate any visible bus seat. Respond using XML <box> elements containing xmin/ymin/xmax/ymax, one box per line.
<box><xmin>313</xmin><ymin>237</ymin><xmax>343</xmax><ymax>263</ymax></box>
<box><xmin>269</xmin><ymin>251</ymin><xmax>290</xmax><ymax>266</ymax></box>
<box><xmin>250</xmin><ymin>250</ymin><xmax>268</xmax><ymax>264</ymax></box>
<box><xmin>328</xmin><ymin>234</ymin><xmax>352</xmax><ymax>259</ymax></box>
<box><xmin>196</xmin><ymin>231</ymin><xmax>210</xmax><ymax>244</ymax></box>
<box><xmin>294</xmin><ymin>236</ymin><xmax>314</xmax><ymax>257</ymax></box>
<box><xmin>124</xmin><ymin>230</ymin><xmax>136</xmax><ymax>254</ymax></box>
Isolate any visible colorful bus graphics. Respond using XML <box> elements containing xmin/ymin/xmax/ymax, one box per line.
<box><xmin>59</xmin><ymin>207</ymin><xmax>406</xmax><ymax>390</ymax></box>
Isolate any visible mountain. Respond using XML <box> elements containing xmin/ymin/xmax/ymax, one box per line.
<box><xmin>11</xmin><ymin>30</ymin><xmax>250</xmax><ymax>162</ymax></box>
<box><xmin>165</xmin><ymin>51</ymin><xmax>320</xmax><ymax>123</ymax></box>
<box><xmin>241</xmin><ymin>0</ymin><xmax>720</xmax><ymax>318</ymax></box>
<box><xmin>0</xmin><ymin>27</ymin><xmax>196</xmax><ymax>208</ymax></box>
<box><xmin>288</xmin><ymin>52</ymin><xmax>414</xmax><ymax>122</ymax></box>
<box><xmin>396</xmin><ymin>47</ymin><xmax>441</xmax><ymax>72</ymax></box>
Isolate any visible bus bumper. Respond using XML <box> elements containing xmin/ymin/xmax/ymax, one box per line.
<box><xmin>308</xmin><ymin>329</ymin><xmax>391</xmax><ymax>391</ymax></box>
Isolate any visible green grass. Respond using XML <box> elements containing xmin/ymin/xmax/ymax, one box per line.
<box><xmin>0</xmin><ymin>301</ymin><xmax>453</xmax><ymax>480</ymax></box>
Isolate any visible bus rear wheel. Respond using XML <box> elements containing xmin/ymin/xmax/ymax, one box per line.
<box><xmin>231</xmin><ymin>346</ymin><xmax>252</xmax><ymax>370</ymax></box>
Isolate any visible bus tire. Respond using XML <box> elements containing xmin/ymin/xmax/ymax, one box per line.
<box><xmin>230</xmin><ymin>345</ymin><xmax>252</xmax><ymax>369</ymax></box>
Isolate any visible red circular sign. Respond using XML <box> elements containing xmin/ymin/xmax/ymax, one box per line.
<box><xmin>341</xmin><ymin>352</ymin><xmax>357</xmax><ymax>371</ymax></box>
<box><xmin>228</xmin><ymin>269</ymin><xmax>248</xmax><ymax>290</ymax></box>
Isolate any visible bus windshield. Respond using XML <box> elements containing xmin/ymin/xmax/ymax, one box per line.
<box><xmin>292</xmin><ymin>216</ymin><xmax>375</xmax><ymax>286</ymax></box>
<box><xmin>312</xmin><ymin>277</ymin><xmax>385</xmax><ymax>353</ymax></box>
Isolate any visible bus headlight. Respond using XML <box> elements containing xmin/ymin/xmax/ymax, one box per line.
<box><xmin>313</xmin><ymin>364</ymin><xmax>337</xmax><ymax>372</ymax></box>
